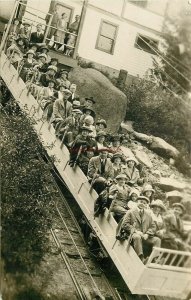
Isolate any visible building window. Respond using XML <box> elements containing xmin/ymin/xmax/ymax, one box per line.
<box><xmin>96</xmin><ymin>20</ymin><xmax>118</xmax><ymax>54</ymax></box>
<box><xmin>128</xmin><ymin>0</ymin><xmax>148</xmax><ymax>8</ymax></box>
<box><xmin>135</xmin><ymin>35</ymin><xmax>158</xmax><ymax>55</ymax></box>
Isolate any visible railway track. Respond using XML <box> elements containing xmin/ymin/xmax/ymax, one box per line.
<box><xmin>46</xmin><ymin>162</ymin><xmax>122</xmax><ymax>300</ymax></box>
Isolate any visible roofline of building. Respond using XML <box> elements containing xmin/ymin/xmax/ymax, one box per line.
<box><xmin>87</xmin><ymin>2</ymin><xmax>165</xmax><ymax>37</ymax></box>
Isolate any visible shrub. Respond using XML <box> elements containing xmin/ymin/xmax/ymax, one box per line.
<box><xmin>1</xmin><ymin>104</ymin><xmax>56</xmax><ymax>273</ymax></box>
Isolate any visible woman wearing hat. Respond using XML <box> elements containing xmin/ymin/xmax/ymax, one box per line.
<box><xmin>127</xmin><ymin>188</ymin><xmax>140</xmax><ymax>210</ymax></box>
<box><xmin>110</xmin><ymin>152</ymin><xmax>125</xmax><ymax>178</ymax></box>
<box><xmin>39</xmin><ymin>79</ymin><xmax>56</xmax><ymax>119</ymax></box>
<box><xmin>123</xmin><ymin>157</ymin><xmax>140</xmax><ymax>187</ymax></box>
<box><xmin>6</xmin><ymin>37</ymin><xmax>26</xmax><ymax>68</ymax></box>
<box><xmin>38</xmin><ymin>45</ymin><xmax>51</xmax><ymax>63</ymax></box>
<box><xmin>83</xmin><ymin>97</ymin><xmax>96</xmax><ymax>109</ymax></box>
<box><xmin>142</xmin><ymin>184</ymin><xmax>155</xmax><ymax>202</ymax></box>
<box><xmin>95</xmin><ymin>119</ymin><xmax>107</xmax><ymax>132</ymax></box>
<box><xmin>95</xmin><ymin>131</ymin><xmax>108</xmax><ymax>153</ymax></box>
<box><xmin>56</xmin><ymin>70</ymin><xmax>71</xmax><ymax>89</ymax></box>
<box><xmin>6</xmin><ymin>18</ymin><xmax>21</xmax><ymax>47</ymax></box>
<box><xmin>110</xmin><ymin>135</ymin><xmax>122</xmax><ymax>154</ymax></box>
<box><xmin>162</xmin><ymin>203</ymin><xmax>188</xmax><ymax>251</ymax></box>
<box><xmin>39</xmin><ymin>65</ymin><xmax>57</xmax><ymax>87</ymax></box>
<box><xmin>150</xmin><ymin>200</ymin><xmax>166</xmax><ymax>238</ymax></box>
<box><xmin>19</xmin><ymin>49</ymin><xmax>37</xmax><ymax>82</ymax></box>
<box><xmin>83</xmin><ymin>116</ymin><xmax>96</xmax><ymax>138</ymax></box>
<box><xmin>80</xmin><ymin>107</ymin><xmax>96</xmax><ymax>128</ymax></box>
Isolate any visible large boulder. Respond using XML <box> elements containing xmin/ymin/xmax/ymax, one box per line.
<box><xmin>150</xmin><ymin>137</ymin><xmax>179</xmax><ymax>159</ymax></box>
<box><xmin>69</xmin><ymin>67</ymin><xmax>128</xmax><ymax>132</ymax></box>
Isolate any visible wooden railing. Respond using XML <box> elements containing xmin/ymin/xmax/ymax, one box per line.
<box><xmin>146</xmin><ymin>247</ymin><xmax>191</xmax><ymax>273</ymax></box>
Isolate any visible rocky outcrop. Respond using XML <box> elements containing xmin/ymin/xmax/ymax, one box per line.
<box><xmin>132</xmin><ymin>147</ymin><xmax>153</xmax><ymax>168</ymax></box>
<box><xmin>157</xmin><ymin>177</ymin><xmax>186</xmax><ymax>192</ymax></box>
<box><xmin>69</xmin><ymin>67</ymin><xmax>128</xmax><ymax>132</ymax></box>
<box><xmin>150</xmin><ymin>137</ymin><xmax>179</xmax><ymax>159</ymax></box>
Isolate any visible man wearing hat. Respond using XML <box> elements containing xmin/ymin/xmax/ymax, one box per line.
<box><xmin>18</xmin><ymin>21</ymin><xmax>31</xmax><ymax>42</ymax></box>
<box><xmin>52</xmin><ymin>88</ymin><xmax>73</xmax><ymax>129</ymax></box>
<box><xmin>87</xmin><ymin>148</ymin><xmax>113</xmax><ymax>191</ymax></box>
<box><xmin>69</xmin><ymin>126</ymin><xmax>93</xmax><ymax>167</ymax></box>
<box><xmin>120</xmin><ymin>196</ymin><xmax>161</xmax><ymax>261</ymax></box>
<box><xmin>110</xmin><ymin>135</ymin><xmax>122</xmax><ymax>154</ymax></box>
<box><xmin>83</xmin><ymin>97</ymin><xmax>96</xmax><ymax>108</ymax></box>
<box><xmin>95</xmin><ymin>131</ymin><xmax>108</xmax><ymax>153</ymax></box>
<box><xmin>57</xmin><ymin>108</ymin><xmax>82</xmax><ymax>144</ymax></box>
<box><xmin>108</xmin><ymin>174</ymin><xmax>130</xmax><ymax>221</ymax></box>
<box><xmin>68</xmin><ymin>83</ymin><xmax>79</xmax><ymax>103</ymax></box>
<box><xmin>162</xmin><ymin>203</ymin><xmax>188</xmax><ymax>250</ymax></box>
<box><xmin>30</xmin><ymin>24</ymin><xmax>45</xmax><ymax>46</ymax></box>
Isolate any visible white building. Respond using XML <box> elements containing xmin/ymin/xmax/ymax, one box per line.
<box><xmin>1</xmin><ymin>0</ymin><xmax>168</xmax><ymax>78</ymax></box>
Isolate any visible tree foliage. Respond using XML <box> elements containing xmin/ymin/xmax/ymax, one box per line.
<box><xmin>124</xmin><ymin>78</ymin><xmax>191</xmax><ymax>173</ymax></box>
<box><xmin>1</xmin><ymin>104</ymin><xmax>56</xmax><ymax>272</ymax></box>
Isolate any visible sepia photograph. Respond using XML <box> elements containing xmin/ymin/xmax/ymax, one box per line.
<box><xmin>0</xmin><ymin>0</ymin><xmax>191</xmax><ymax>299</ymax></box>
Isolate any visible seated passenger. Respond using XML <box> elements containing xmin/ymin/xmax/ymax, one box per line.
<box><xmin>123</xmin><ymin>157</ymin><xmax>140</xmax><ymax>187</ymax></box>
<box><xmin>48</xmin><ymin>57</ymin><xmax>59</xmax><ymax>69</ymax></box>
<box><xmin>57</xmin><ymin>108</ymin><xmax>82</xmax><ymax>144</ymax></box>
<box><xmin>69</xmin><ymin>126</ymin><xmax>93</xmax><ymax>167</ymax></box>
<box><xmin>83</xmin><ymin>116</ymin><xmax>96</xmax><ymax>138</ymax></box>
<box><xmin>150</xmin><ymin>199</ymin><xmax>166</xmax><ymax>239</ymax></box>
<box><xmin>80</xmin><ymin>107</ymin><xmax>96</xmax><ymax>127</ymax></box>
<box><xmin>120</xmin><ymin>196</ymin><xmax>161</xmax><ymax>261</ymax></box>
<box><xmin>141</xmin><ymin>184</ymin><xmax>155</xmax><ymax>203</ymax></box>
<box><xmin>127</xmin><ymin>188</ymin><xmax>140</xmax><ymax>210</ymax></box>
<box><xmin>56</xmin><ymin>70</ymin><xmax>70</xmax><ymax>89</ymax></box>
<box><xmin>78</xmin><ymin>148</ymin><xmax>95</xmax><ymax>176</ymax></box>
<box><xmin>52</xmin><ymin>88</ymin><xmax>73</xmax><ymax>131</ymax></box>
<box><xmin>6</xmin><ymin>18</ymin><xmax>21</xmax><ymax>47</ymax></box>
<box><xmin>162</xmin><ymin>203</ymin><xmax>189</xmax><ymax>251</ymax></box>
<box><xmin>30</xmin><ymin>23</ymin><xmax>44</xmax><ymax>48</ymax></box>
<box><xmin>18</xmin><ymin>21</ymin><xmax>31</xmax><ymax>44</ymax></box>
<box><xmin>95</xmin><ymin>119</ymin><xmax>107</xmax><ymax>133</ymax></box>
<box><xmin>83</xmin><ymin>96</ymin><xmax>96</xmax><ymax>109</ymax></box>
<box><xmin>108</xmin><ymin>174</ymin><xmax>129</xmax><ymax>221</ymax></box>
<box><xmin>39</xmin><ymin>79</ymin><xmax>56</xmax><ymax>120</ymax></box>
<box><xmin>34</xmin><ymin>53</ymin><xmax>48</xmax><ymax>73</ymax></box>
<box><xmin>110</xmin><ymin>152</ymin><xmax>125</xmax><ymax>178</ymax></box>
<box><xmin>6</xmin><ymin>37</ymin><xmax>26</xmax><ymax>68</ymax></box>
<box><xmin>38</xmin><ymin>45</ymin><xmax>51</xmax><ymax>63</ymax></box>
<box><xmin>87</xmin><ymin>148</ymin><xmax>113</xmax><ymax>192</ymax></box>
<box><xmin>19</xmin><ymin>49</ymin><xmax>36</xmax><ymax>82</ymax></box>
<box><xmin>72</xmin><ymin>99</ymin><xmax>81</xmax><ymax>109</ymax></box>
<box><xmin>95</xmin><ymin>131</ymin><xmax>108</xmax><ymax>153</ymax></box>
<box><xmin>110</xmin><ymin>135</ymin><xmax>122</xmax><ymax>154</ymax></box>
<box><xmin>39</xmin><ymin>65</ymin><xmax>57</xmax><ymax>87</ymax></box>
<box><xmin>68</xmin><ymin>83</ymin><xmax>78</xmax><ymax>103</ymax></box>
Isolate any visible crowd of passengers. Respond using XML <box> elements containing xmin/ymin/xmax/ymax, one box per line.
<box><xmin>5</xmin><ymin>19</ymin><xmax>191</xmax><ymax>264</ymax></box>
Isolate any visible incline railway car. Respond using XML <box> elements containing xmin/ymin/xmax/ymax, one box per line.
<box><xmin>1</xmin><ymin>1</ymin><xmax>191</xmax><ymax>299</ymax></box>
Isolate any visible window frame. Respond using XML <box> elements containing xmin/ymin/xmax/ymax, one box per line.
<box><xmin>134</xmin><ymin>34</ymin><xmax>159</xmax><ymax>55</ymax></box>
<box><xmin>95</xmin><ymin>19</ymin><xmax>119</xmax><ymax>55</ymax></box>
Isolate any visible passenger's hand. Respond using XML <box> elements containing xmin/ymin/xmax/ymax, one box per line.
<box><xmin>143</xmin><ymin>234</ymin><xmax>149</xmax><ymax>240</ymax></box>
<box><xmin>136</xmin><ymin>231</ymin><xmax>143</xmax><ymax>237</ymax></box>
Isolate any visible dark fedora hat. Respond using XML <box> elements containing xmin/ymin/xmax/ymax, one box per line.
<box><xmin>85</xmin><ymin>96</ymin><xmax>96</xmax><ymax>104</ymax></box>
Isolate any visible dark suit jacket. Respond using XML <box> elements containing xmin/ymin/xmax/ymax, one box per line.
<box><xmin>88</xmin><ymin>156</ymin><xmax>113</xmax><ymax>179</ymax></box>
<box><xmin>122</xmin><ymin>208</ymin><xmax>156</xmax><ymax>235</ymax></box>
<box><xmin>163</xmin><ymin>213</ymin><xmax>186</xmax><ymax>239</ymax></box>
<box><xmin>30</xmin><ymin>31</ymin><xmax>44</xmax><ymax>43</ymax></box>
